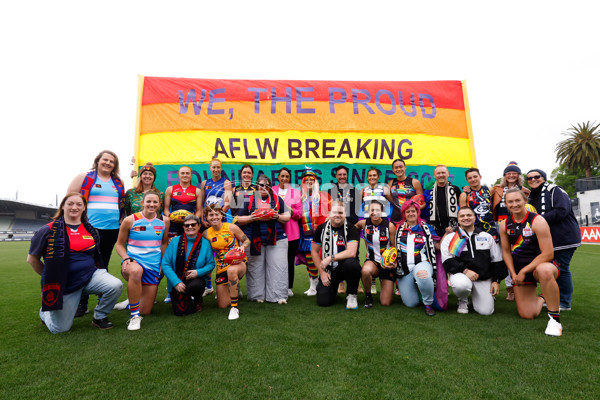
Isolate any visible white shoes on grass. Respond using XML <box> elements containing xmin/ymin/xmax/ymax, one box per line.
<box><xmin>457</xmin><ymin>298</ymin><xmax>469</xmax><ymax>314</ymax></box>
<box><xmin>346</xmin><ymin>294</ymin><xmax>358</xmax><ymax>310</ymax></box>
<box><xmin>545</xmin><ymin>317</ymin><xmax>562</xmax><ymax>337</ymax></box>
<box><xmin>228</xmin><ymin>307</ymin><xmax>240</xmax><ymax>320</ymax></box>
<box><xmin>127</xmin><ymin>316</ymin><xmax>142</xmax><ymax>331</ymax></box>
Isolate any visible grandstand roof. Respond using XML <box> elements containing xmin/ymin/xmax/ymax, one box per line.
<box><xmin>0</xmin><ymin>198</ymin><xmax>57</xmax><ymax>214</ymax></box>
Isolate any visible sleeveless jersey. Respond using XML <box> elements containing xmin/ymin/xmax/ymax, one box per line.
<box><xmin>466</xmin><ymin>186</ymin><xmax>498</xmax><ymax>239</ymax></box>
<box><xmin>363</xmin><ymin>217</ymin><xmax>391</xmax><ymax>264</ymax></box>
<box><xmin>232</xmin><ymin>183</ymin><xmax>257</xmax><ymax>216</ymax></box>
<box><xmin>170</xmin><ymin>184</ymin><xmax>198</xmax><ymax>214</ymax></box>
<box><xmin>506</xmin><ymin>212</ymin><xmax>541</xmax><ymax>270</ymax></box>
<box><xmin>205</xmin><ymin>223</ymin><xmax>238</xmax><ymax>274</ymax></box>
<box><xmin>362</xmin><ymin>183</ymin><xmax>389</xmax><ymax>218</ymax></box>
<box><xmin>127</xmin><ymin>213</ymin><xmax>165</xmax><ymax>271</ymax></box>
<box><xmin>87</xmin><ymin>176</ymin><xmax>120</xmax><ymax>229</ymax></box>
<box><xmin>204</xmin><ymin>176</ymin><xmax>227</xmax><ymax>207</ymax></box>
<box><xmin>390</xmin><ymin>177</ymin><xmax>417</xmax><ymax>223</ymax></box>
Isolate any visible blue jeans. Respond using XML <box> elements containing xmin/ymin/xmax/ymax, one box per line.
<box><xmin>554</xmin><ymin>247</ymin><xmax>577</xmax><ymax>308</ymax></box>
<box><xmin>40</xmin><ymin>269</ymin><xmax>123</xmax><ymax>334</ymax></box>
<box><xmin>397</xmin><ymin>261</ymin><xmax>434</xmax><ymax>307</ymax></box>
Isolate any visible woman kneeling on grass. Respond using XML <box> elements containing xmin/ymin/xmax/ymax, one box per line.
<box><xmin>395</xmin><ymin>199</ymin><xmax>440</xmax><ymax>316</ymax></box>
<box><xmin>27</xmin><ymin>193</ymin><xmax>123</xmax><ymax>333</ymax></box>
<box><xmin>162</xmin><ymin>214</ymin><xmax>215</xmax><ymax>316</ymax></box>
<box><xmin>499</xmin><ymin>188</ymin><xmax>563</xmax><ymax>336</ymax></box>
<box><xmin>203</xmin><ymin>204</ymin><xmax>250</xmax><ymax>320</ymax></box>
<box><xmin>115</xmin><ymin>191</ymin><xmax>170</xmax><ymax>331</ymax></box>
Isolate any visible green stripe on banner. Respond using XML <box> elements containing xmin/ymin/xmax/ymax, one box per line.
<box><xmin>149</xmin><ymin>164</ymin><xmax>470</xmax><ymax>193</ymax></box>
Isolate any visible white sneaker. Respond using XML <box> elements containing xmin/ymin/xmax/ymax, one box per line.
<box><xmin>277</xmin><ymin>299</ymin><xmax>287</xmax><ymax>304</ymax></box>
<box><xmin>457</xmin><ymin>298</ymin><xmax>469</xmax><ymax>314</ymax></box>
<box><xmin>559</xmin><ymin>306</ymin><xmax>571</xmax><ymax>311</ymax></box>
<box><xmin>203</xmin><ymin>287</ymin><xmax>214</xmax><ymax>297</ymax></box>
<box><xmin>346</xmin><ymin>294</ymin><xmax>358</xmax><ymax>310</ymax></box>
<box><xmin>113</xmin><ymin>299</ymin><xmax>129</xmax><ymax>311</ymax></box>
<box><xmin>228</xmin><ymin>307</ymin><xmax>240</xmax><ymax>320</ymax></box>
<box><xmin>545</xmin><ymin>317</ymin><xmax>562</xmax><ymax>337</ymax></box>
<box><xmin>288</xmin><ymin>289</ymin><xmax>294</xmax><ymax>297</ymax></box>
<box><xmin>164</xmin><ymin>294</ymin><xmax>171</xmax><ymax>303</ymax></box>
<box><xmin>304</xmin><ymin>277</ymin><xmax>318</xmax><ymax>296</ymax></box>
<box><xmin>256</xmin><ymin>299</ymin><xmax>264</xmax><ymax>303</ymax></box>
<box><xmin>127</xmin><ymin>316</ymin><xmax>143</xmax><ymax>331</ymax></box>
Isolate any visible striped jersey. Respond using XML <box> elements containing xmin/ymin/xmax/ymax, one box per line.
<box><xmin>127</xmin><ymin>213</ymin><xmax>165</xmax><ymax>271</ymax></box>
<box><xmin>87</xmin><ymin>176</ymin><xmax>120</xmax><ymax>229</ymax></box>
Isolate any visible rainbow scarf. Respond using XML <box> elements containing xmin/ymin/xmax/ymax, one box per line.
<box><xmin>301</xmin><ymin>187</ymin><xmax>320</xmax><ymax>235</ymax></box>
<box><xmin>448</xmin><ymin>229</ymin><xmax>468</xmax><ymax>256</ymax></box>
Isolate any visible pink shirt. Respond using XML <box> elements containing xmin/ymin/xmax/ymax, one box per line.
<box><xmin>273</xmin><ymin>185</ymin><xmax>302</xmax><ymax>241</ymax></box>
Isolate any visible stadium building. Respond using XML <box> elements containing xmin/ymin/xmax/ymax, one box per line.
<box><xmin>0</xmin><ymin>199</ymin><xmax>56</xmax><ymax>241</ymax></box>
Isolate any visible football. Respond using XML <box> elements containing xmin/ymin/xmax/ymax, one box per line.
<box><xmin>381</xmin><ymin>247</ymin><xmax>398</xmax><ymax>267</ymax></box>
<box><xmin>170</xmin><ymin>209</ymin><xmax>192</xmax><ymax>222</ymax></box>
<box><xmin>412</xmin><ymin>194</ymin><xmax>426</xmax><ymax>207</ymax></box>
<box><xmin>252</xmin><ymin>208</ymin><xmax>277</xmax><ymax>221</ymax></box>
<box><xmin>224</xmin><ymin>248</ymin><xmax>246</xmax><ymax>264</ymax></box>
<box><xmin>525</xmin><ymin>204</ymin><xmax>537</xmax><ymax>213</ymax></box>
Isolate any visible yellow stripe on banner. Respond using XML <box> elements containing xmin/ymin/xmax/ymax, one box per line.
<box><xmin>462</xmin><ymin>80</ymin><xmax>477</xmax><ymax>168</ymax></box>
<box><xmin>139</xmin><ymin>131</ymin><xmax>473</xmax><ymax>168</ymax></box>
<box><xmin>140</xmin><ymin>102</ymin><xmax>469</xmax><ymax>139</ymax></box>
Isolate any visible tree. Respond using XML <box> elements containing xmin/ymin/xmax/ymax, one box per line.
<box><xmin>555</xmin><ymin>121</ymin><xmax>600</xmax><ymax>178</ymax></box>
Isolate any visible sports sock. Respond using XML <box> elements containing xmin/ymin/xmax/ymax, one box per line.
<box><xmin>129</xmin><ymin>302</ymin><xmax>141</xmax><ymax>318</ymax></box>
<box><xmin>206</xmin><ymin>275</ymin><xmax>213</xmax><ymax>290</ymax></box>
<box><xmin>306</xmin><ymin>253</ymin><xmax>318</xmax><ymax>278</ymax></box>
<box><xmin>230</xmin><ymin>295</ymin><xmax>239</xmax><ymax>308</ymax></box>
<box><xmin>548</xmin><ymin>310</ymin><xmax>560</xmax><ymax>323</ymax></box>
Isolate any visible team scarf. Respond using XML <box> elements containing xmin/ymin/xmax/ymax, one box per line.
<box><xmin>395</xmin><ymin>221</ymin><xmax>436</xmax><ymax>277</ymax></box>
<box><xmin>247</xmin><ymin>193</ymin><xmax>281</xmax><ymax>256</ymax></box>
<box><xmin>172</xmin><ymin>234</ymin><xmax>203</xmax><ymax>315</ymax></box>
<box><xmin>80</xmin><ymin>170</ymin><xmax>126</xmax><ymax>220</ymax></box>
<box><xmin>300</xmin><ymin>177</ymin><xmax>321</xmax><ymax>235</ymax></box>
<box><xmin>531</xmin><ymin>181</ymin><xmax>558</xmax><ymax>215</ymax></box>
<box><xmin>41</xmin><ymin>217</ymin><xmax>102</xmax><ymax>311</ymax></box>
<box><xmin>429</xmin><ymin>184</ymin><xmax>459</xmax><ymax>222</ymax></box>
<box><xmin>320</xmin><ymin>219</ymin><xmax>348</xmax><ymax>271</ymax></box>
<box><xmin>447</xmin><ymin>228</ymin><xmax>469</xmax><ymax>256</ymax></box>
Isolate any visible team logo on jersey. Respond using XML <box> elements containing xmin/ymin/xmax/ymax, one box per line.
<box><xmin>134</xmin><ymin>226</ymin><xmax>147</xmax><ymax>231</ymax></box>
<box><xmin>380</xmin><ymin>236</ymin><xmax>388</xmax><ymax>241</ymax></box>
<box><xmin>336</xmin><ymin>240</ymin><xmax>345</xmax><ymax>246</ymax></box>
<box><xmin>186</xmin><ymin>193</ymin><xmax>195</xmax><ymax>196</ymax></box>
<box><xmin>83</xmin><ymin>235</ymin><xmax>93</xmax><ymax>240</ymax></box>
<box><xmin>523</xmin><ymin>227</ymin><xmax>533</xmax><ymax>237</ymax></box>
<box><xmin>414</xmin><ymin>237</ymin><xmax>425</xmax><ymax>244</ymax></box>
<box><xmin>366</xmin><ymin>229</ymin><xmax>374</xmax><ymax>235</ymax></box>
<box><xmin>211</xmin><ymin>237</ymin><xmax>217</xmax><ymax>242</ymax></box>
<box><xmin>153</xmin><ymin>227</ymin><xmax>163</xmax><ymax>235</ymax></box>
<box><xmin>508</xmin><ymin>229</ymin><xmax>515</xmax><ymax>235</ymax></box>
<box><xmin>95</xmin><ymin>184</ymin><xmax>102</xmax><ymax>188</ymax></box>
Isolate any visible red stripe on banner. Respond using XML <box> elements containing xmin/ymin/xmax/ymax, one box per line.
<box><xmin>142</xmin><ymin>77</ymin><xmax>465</xmax><ymax>110</ymax></box>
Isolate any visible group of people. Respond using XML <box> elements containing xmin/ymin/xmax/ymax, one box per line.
<box><xmin>28</xmin><ymin>153</ymin><xmax>581</xmax><ymax>337</ymax></box>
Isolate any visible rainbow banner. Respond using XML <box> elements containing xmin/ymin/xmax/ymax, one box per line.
<box><xmin>135</xmin><ymin>77</ymin><xmax>476</xmax><ymax>190</ymax></box>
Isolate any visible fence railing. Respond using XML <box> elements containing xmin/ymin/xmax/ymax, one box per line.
<box><xmin>0</xmin><ymin>231</ymin><xmax>36</xmax><ymax>241</ymax></box>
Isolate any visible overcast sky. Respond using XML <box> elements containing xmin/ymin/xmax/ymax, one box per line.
<box><xmin>2</xmin><ymin>1</ymin><xmax>598</xmax><ymax>205</ymax></box>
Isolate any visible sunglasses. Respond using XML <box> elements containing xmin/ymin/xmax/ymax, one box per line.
<box><xmin>258</xmin><ymin>183</ymin><xmax>268</xmax><ymax>188</ymax></box>
<box><xmin>527</xmin><ymin>175</ymin><xmax>542</xmax><ymax>181</ymax></box>
<box><xmin>183</xmin><ymin>223</ymin><xmax>198</xmax><ymax>228</ymax></box>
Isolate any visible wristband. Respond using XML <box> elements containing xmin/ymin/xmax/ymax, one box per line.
<box><xmin>121</xmin><ymin>257</ymin><xmax>133</xmax><ymax>265</ymax></box>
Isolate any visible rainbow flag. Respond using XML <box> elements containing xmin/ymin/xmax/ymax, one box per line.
<box><xmin>135</xmin><ymin>77</ymin><xmax>477</xmax><ymax>191</ymax></box>
<box><xmin>448</xmin><ymin>231</ymin><xmax>468</xmax><ymax>256</ymax></box>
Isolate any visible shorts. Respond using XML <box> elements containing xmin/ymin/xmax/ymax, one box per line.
<box><xmin>375</xmin><ymin>262</ymin><xmax>396</xmax><ymax>282</ymax></box>
<box><xmin>142</xmin><ymin>267</ymin><xmax>162</xmax><ymax>286</ymax></box>
<box><xmin>515</xmin><ymin>261</ymin><xmax>560</xmax><ymax>285</ymax></box>
<box><xmin>215</xmin><ymin>270</ymin><xmax>228</xmax><ymax>286</ymax></box>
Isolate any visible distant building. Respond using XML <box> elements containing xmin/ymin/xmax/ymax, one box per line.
<box><xmin>575</xmin><ymin>176</ymin><xmax>600</xmax><ymax>226</ymax></box>
<box><xmin>0</xmin><ymin>199</ymin><xmax>56</xmax><ymax>241</ymax></box>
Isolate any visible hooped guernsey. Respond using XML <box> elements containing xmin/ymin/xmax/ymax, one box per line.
<box><xmin>126</xmin><ymin>212</ymin><xmax>165</xmax><ymax>273</ymax></box>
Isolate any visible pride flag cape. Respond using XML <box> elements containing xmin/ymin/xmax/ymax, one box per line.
<box><xmin>134</xmin><ymin>77</ymin><xmax>477</xmax><ymax>191</ymax></box>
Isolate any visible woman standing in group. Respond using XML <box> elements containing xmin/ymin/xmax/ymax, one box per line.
<box><xmin>395</xmin><ymin>199</ymin><xmax>440</xmax><ymax>316</ymax></box>
<box><xmin>356</xmin><ymin>200</ymin><xmax>396</xmax><ymax>308</ymax></box>
<box><xmin>231</xmin><ymin>164</ymin><xmax>257</xmax><ymax>217</ymax></box>
<box><xmin>387</xmin><ymin>159</ymin><xmax>423</xmax><ymax>225</ymax></box>
<box><xmin>296</xmin><ymin>169</ymin><xmax>330</xmax><ymax>296</ymax></box>
<box><xmin>237</xmin><ymin>175</ymin><xmax>291</xmax><ymax>304</ymax></box>
<box><xmin>200</xmin><ymin>158</ymin><xmax>233</xmax><ymax>225</ymax></box>
<box><xmin>203</xmin><ymin>205</ymin><xmax>250</xmax><ymax>320</ymax></box>
<box><xmin>67</xmin><ymin>150</ymin><xmax>125</xmax><ymax>317</ymax></box>
<box><xmin>499</xmin><ymin>188</ymin><xmax>564</xmax><ymax>336</ymax></box>
<box><xmin>162</xmin><ymin>214</ymin><xmax>215</xmax><ymax>317</ymax></box>
<box><xmin>27</xmin><ymin>193</ymin><xmax>123</xmax><ymax>333</ymax></box>
<box><xmin>164</xmin><ymin>166</ymin><xmax>201</xmax><ymax>238</ymax></box>
<box><xmin>491</xmin><ymin>161</ymin><xmax>529</xmax><ymax>301</ymax></box>
<box><xmin>526</xmin><ymin>169</ymin><xmax>580</xmax><ymax>312</ymax></box>
<box><xmin>361</xmin><ymin>168</ymin><xmax>390</xmax><ymax>219</ymax></box>
<box><xmin>125</xmin><ymin>163</ymin><xmax>164</xmax><ymax>216</ymax></box>
<box><xmin>273</xmin><ymin>167</ymin><xmax>302</xmax><ymax>297</ymax></box>
<box><xmin>115</xmin><ymin>191</ymin><xmax>170</xmax><ymax>331</ymax></box>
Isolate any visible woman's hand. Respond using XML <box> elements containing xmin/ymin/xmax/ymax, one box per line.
<box><xmin>464</xmin><ymin>269</ymin><xmax>479</xmax><ymax>281</ymax></box>
<box><xmin>490</xmin><ymin>282</ymin><xmax>499</xmax><ymax>296</ymax></box>
<box><xmin>175</xmin><ymin>282</ymin><xmax>186</xmax><ymax>293</ymax></box>
<box><xmin>184</xmin><ymin>270</ymin><xmax>198</xmax><ymax>280</ymax></box>
<box><xmin>513</xmin><ymin>271</ymin><xmax>526</xmax><ymax>286</ymax></box>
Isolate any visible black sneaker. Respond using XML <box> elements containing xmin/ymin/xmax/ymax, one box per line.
<box><xmin>364</xmin><ymin>294</ymin><xmax>373</xmax><ymax>309</ymax></box>
<box><xmin>92</xmin><ymin>317</ymin><xmax>114</xmax><ymax>330</ymax></box>
<box><xmin>74</xmin><ymin>302</ymin><xmax>89</xmax><ymax>318</ymax></box>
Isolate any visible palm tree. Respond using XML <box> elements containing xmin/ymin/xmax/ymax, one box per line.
<box><xmin>555</xmin><ymin>121</ymin><xmax>600</xmax><ymax>178</ymax></box>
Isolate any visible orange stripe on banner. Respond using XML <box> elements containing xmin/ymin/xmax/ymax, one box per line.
<box><xmin>140</xmin><ymin>102</ymin><xmax>468</xmax><ymax>139</ymax></box>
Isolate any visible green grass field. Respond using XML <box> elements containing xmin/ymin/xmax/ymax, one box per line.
<box><xmin>1</xmin><ymin>242</ymin><xmax>599</xmax><ymax>399</ymax></box>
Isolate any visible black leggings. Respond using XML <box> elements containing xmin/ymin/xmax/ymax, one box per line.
<box><xmin>287</xmin><ymin>239</ymin><xmax>299</xmax><ymax>289</ymax></box>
